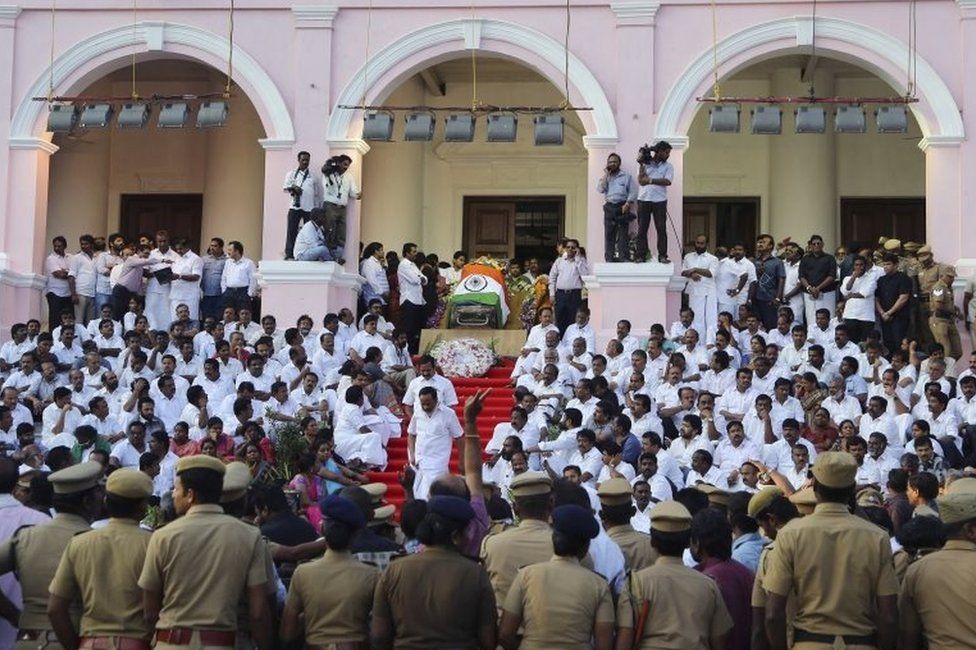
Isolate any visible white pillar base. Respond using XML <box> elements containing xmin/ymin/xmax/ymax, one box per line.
<box><xmin>258</xmin><ymin>260</ymin><xmax>363</xmax><ymax>324</ymax></box>
<box><xmin>583</xmin><ymin>262</ymin><xmax>680</xmax><ymax>346</ymax></box>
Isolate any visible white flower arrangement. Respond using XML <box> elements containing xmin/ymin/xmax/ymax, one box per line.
<box><xmin>431</xmin><ymin>337</ymin><xmax>497</xmax><ymax>378</ymax></box>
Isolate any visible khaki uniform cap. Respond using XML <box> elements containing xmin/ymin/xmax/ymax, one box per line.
<box><xmin>811</xmin><ymin>451</ymin><xmax>857</xmax><ymax>488</ymax></box>
<box><xmin>509</xmin><ymin>471</ymin><xmax>552</xmax><ymax>498</ymax></box>
<box><xmin>882</xmin><ymin>239</ymin><xmax>902</xmax><ymax>251</ymax></box>
<box><xmin>596</xmin><ymin>477</ymin><xmax>632</xmax><ymax>505</ymax></box>
<box><xmin>176</xmin><ymin>454</ymin><xmax>226</xmax><ymax>475</ymax></box>
<box><xmin>364</xmin><ymin>482</ymin><xmax>388</xmax><ymax>504</ymax></box>
<box><xmin>904</xmin><ymin>241</ymin><xmax>921</xmax><ymax>253</ymax></box>
<box><xmin>856</xmin><ymin>487</ymin><xmax>884</xmax><ymax>508</ymax></box>
<box><xmin>789</xmin><ymin>487</ymin><xmax>817</xmax><ymax>515</ymax></box>
<box><xmin>650</xmin><ymin>501</ymin><xmax>692</xmax><ymax>532</ymax></box>
<box><xmin>939</xmin><ymin>493</ymin><xmax>976</xmax><ymax>525</ymax></box>
<box><xmin>220</xmin><ymin>461</ymin><xmax>251</xmax><ymax>503</ymax></box>
<box><xmin>947</xmin><ymin>477</ymin><xmax>976</xmax><ymax>495</ymax></box>
<box><xmin>106</xmin><ymin>468</ymin><xmax>154</xmax><ymax>499</ymax></box>
<box><xmin>50</xmin><ymin>461</ymin><xmax>103</xmax><ymax>495</ymax></box>
<box><xmin>695</xmin><ymin>482</ymin><xmax>730</xmax><ymax>506</ymax></box>
<box><xmin>917</xmin><ymin>245</ymin><xmax>933</xmax><ymax>255</ymax></box>
<box><xmin>748</xmin><ymin>487</ymin><xmax>783</xmax><ymax>518</ymax></box>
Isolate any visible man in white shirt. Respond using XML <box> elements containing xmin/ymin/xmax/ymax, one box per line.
<box><xmin>561</xmin><ymin>307</ymin><xmax>597</xmax><ymax>354</ymax></box>
<box><xmin>220</xmin><ymin>240</ymin><xmax>257</xmax><ymax>313</ymax></box>
<box><xmin>397</xmin><ymin>243</ymin><xmax>427</xmax><ymax>354</ymax></box>
<box><xmin>293</xmin><ymin>209</ymin><xmax>334</xmax><ymax>262</ymax></box>
<box><xmin>283</xmin><ymin>150</ymin><xmax>323</xmax><ymax>260</ymax></box>
<box><xmin>109</xmin><ymin>421</ymin><xmax>150</xmax><ymax>469</ymax></box>
<box><xmin>65</xmin><ymin>369</ymin><xmax>97</xmax><ymax>414</ymax></box>
<box><xmin>715</xmin><ymin>243</ymin><xmax>756</xmax><ymax>321</ymax></box>
<box><xmin>94</xmin><ymin>233</ymin><xmax>124</xmax><ymax>314</ymax></box>
<box><xmin>822</xmin><ymin>375</ymin><xmax>863</xmax><ymax>428</ymax></box>
<box><xmin>762</xmin><ymin>418</ymin><xmax>817</xmax><ymax>474</ymax></box>
<box><xmin>0</xmin><ymin>324</ymin><xmax>32</xmax><ymax>382</ymax></box>
<box><xmin>70</xmin><ymin>234</ymin><xmax>98</xmax><ymax>325</ymax></box>
<box><xmin>321</xmin><ymin>154</ymin><xmax>361</xmax><ymax>264</ymax></box>
<box><xmin>360</xmin><ymin>243</ymin><xmax>390</xmax><ymax>306</ymax></box>
<box><xmin>41</xmin><ymin>387</ymin><xmax>83</xmax><ymax>446</ymax></box>
<box><xmin>484</xmin><ymin>406</ymin><xmax>541</xmax><ymax>470</ymax></box>
<box><xmin>348</xmin><ymin>315</ymin><xmax>390</xmax><ymax>363</ymax></box>
<box><xmin>168</xmin><ymin>238</ymin><xmax>203</xmax><ymax>321</ymax></box>
<box><xmin>407</xmin><ymin>386</ymin><xmax>463</xmax><ymax>499</ymax></box>
<box><xmin>681</xmin><ymin>234</ymin><xmax>720</xmax><ymax>344</ymax></box>
<box><xmin>145</xmin><ymin>231</ymin><xmax>181</xmax><ymax>331</ymax></box>
<box><xmin>44</xmin><ymin>236</ymin><xmax>74</xmax><ymax>331</ymax></box>
<box><xmin>311</xmin><ymin>333</ymin><xmax>343</xmax><ymax>388</ymax></box>
<box><xmin>151</xmin><ymin>375</ymin><xmax>187</xmax><ymax>431</ymax></box>
<box><xmin>402</xmin><ymin>355</ymin><xmax>458</xmax><ymax>418</ymax></box>
<box><xmin>566</xmin><ymin>429</ymin><xmax>603</xmax><ymax>488</ymax></box>
<box><xmin>191</xmin><ymin>359</ymin><xmax>233</xmax><ymax>406</ymax></box>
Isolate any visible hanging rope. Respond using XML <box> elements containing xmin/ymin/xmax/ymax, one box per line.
<box><xmin>808</xmin><ymin>0</ymin><xmax>817</xmax><ymax>97</ymax></box>
<box><xmin>47</xmin><ymin>0</ymin><xmax>56</xmax><ymax>101</ymax></box>
<box><xmin>710</xmin><ymin>0</ymin><xmax>721</xmax><ymax>100</ymax></box>
<box><xmin>470</xmin><ymin>0</ymin><xmax>478</xmax><ymax>111</ymax></box>
<box><xmin>131</xmin><ymin>0</ymin><xmax>138</xmax><ymax>100</ymax></box>
<box><xmin>560</xmin><ymin>0</ymin><xmax>571</xmax><ymax>108</ymax></box>
<box><xmin>906</xmin><ymin>0</ymin><xmax>917</xmax><ymax>97</ymax></box>
<box><xmin>224</xmin><ymin>0</ymin><xmax>235</xmax><ymax>96</ymax></box>
<box><xmin>360</xmin><ymin>0</ymin><xmax>373</xmax><ymax>110</ymax></box>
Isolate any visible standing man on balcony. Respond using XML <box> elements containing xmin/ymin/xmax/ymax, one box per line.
<box><xmin>597</xmin><ymin>153</ymin><xmax>637</xmax><ymax>263</ymax></box>
<box><xmin>283</xmin><ymin>151</ymin><xmax>322</xmax><ymax>260</ymax></box>
<box><xmin>322</xmin><ymin>155</ymin><xmax>362</xmax><ymax>266</ymax></box>
<box><xmin>549</xmin><ymin>239</ymin><xmax>589</xmax><ymax>335</ymax></box>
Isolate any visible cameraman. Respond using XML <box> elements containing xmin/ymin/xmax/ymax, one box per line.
<box><xmin>283</xmin><ymin>151</ymin><xmax>322</xmax><ymax>260</ymax></box>
<box><xmin>636</xmin><ymin>141</ymin><xmax>673</xmax><ymax>264</ymax></box>
<box><xmin>322</xmin><ymin>154</ymin><xmax>362</xmax><ymax>266</ymax></box>
<box><xmin>597</xmin><ymin>153</ymin><xmax>637</xmax><ymax>263</ymax></box>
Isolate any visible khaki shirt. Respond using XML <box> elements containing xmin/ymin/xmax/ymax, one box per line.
<box><xmin>751</xmin><ymin>542</ymin><xmax>796</xmax><ymax>647</ymax></box>
<box><xmin>372</xmin><ymin>547</ymin><xmax>497</xmax><ymax>647</ymax></box>
<box><xmin>616</xmin><ymin>556</ymin><xmax>733</xmax><ymax>649</ymax></box>
<box><xmin>898</xmin><ymin>540</ymin><xmax>976</xmax><ymax>650</ymax></box>
<box><xmin>918</xmin><ymin>263</ymin><xmax>942</xmax><ymax>297</ymax></box>
<box><xmin>503</xmin><ymin>555</ymin><xmax>614</xmax><ymax>649</ymax></box>
<box><xmin>285</xmin><ymin>549</ymin><xmax>380</xmax><ymax>645</ymax></box>
<box><xmin>763</xmin><ymin>502</ymin><xmax>899</xmax><ymax>637</ymax></box>
<box><xmin>606</xmin><ymin>524</ymin><xmax>658</xmax><ymax>572</ymax></box>
<box><xmin>0</xmin><ymin>513</ymin><xmax>90</xmax><ymax>630</ymax></box>
<box><xmin>48</xmin><ymin>518</ymin><xmax>151</xmax><ymax>638</ymax></box>
<box><xmin>480</xmin><ymin>518</ymin><xmax>553</xmax><ymax>607</ymax></box>
<box><xmin>137</xmin><ymin>504</ymin><xmax>267</xmax><ymax>631</ymax></box>
<box><xmin>929</xmin><ymin>281</ymin><xmax>955</xmax><ymax>319</ymax></box>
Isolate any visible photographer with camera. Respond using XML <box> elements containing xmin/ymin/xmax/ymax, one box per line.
<box><xmin>322</xmin><ymin>154</ymin><xmax>362</xmax><ymax>266</ymax></box>
<box><xmin>636</xmin><ymin>141</ymin><xmax>673</xmax><ymax>264</ymax></box>
<box><xmin>597</xmin><ymin>153</ymin><xmax>637</xmax><ymax>263</ymax></box>
<box><xmin>283</xmin><ymin>151</ymin><xmax>322</xmax><ymax>260</ymax></box>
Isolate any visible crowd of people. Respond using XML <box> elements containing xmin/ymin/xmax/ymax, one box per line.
<box><xmin>0</xmin><ymin>224</ymin><xmax>975</xmax><ymax>650</ymax></box>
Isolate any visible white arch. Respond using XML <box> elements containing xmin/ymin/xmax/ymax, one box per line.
<box><xmin>655</xmin><ymin>15</ymin><xmax>964</xmax><ymax>145</ymax></box>
<box><xmin>326</xmin><ymin>18</ymin><xmax>617</xmax><ymax>143</ymax></box>
<box><xmin>10</xmin><ymin>21</ymin><xmax>295</xmax><ymax>144</ymax></box>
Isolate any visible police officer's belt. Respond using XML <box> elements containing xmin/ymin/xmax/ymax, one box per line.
<box><xmin>794</xmin><ymin>629</ymin><xmax>877</xmax><ymax>646</ymax></box>
<box><xmin>79</xmin><ymin>636</ymin><xmax>151</xmax><ymax>650</ymax></box>
<box><xmin>934</xmin><ymin>310</ymin><xmax>955</xmax><ymax>320</ymax></box>
<box><xmin>155</xmin><ymin>629</ymin><xmax>236</xmax><ymax>646</ymax></box>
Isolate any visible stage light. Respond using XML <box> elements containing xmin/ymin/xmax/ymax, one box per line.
<box><xmin>835</xmin><ymin>105</ymin><xmax>866</xmax><ymax>133</ymax></box>
<box><xmin>404</xmin><ymin>112</ymin><xmax>435</xmax><ymax>141</ymax></box>
<box><xmin>157</xmin><ymin>102</ymin><xmax>190</xmax><ymax>128</ymax></box>
<box><xmin>79</xmin><ymin>103</ymin><xmax>114</xmax><ymax>128</ymax></box>
<box><xmin>876</xmin><ymin>105</ymin><xmax>908</xmax><ymax>133</ymax></box>
<box><xmin>196</xmin><ymin>101</ymin><xmax>229</xmax><ymax>128</ymax></box>
<box><xmin>795</xmin><ymin>106</ymin><xmax>826</xmax><ymax>134</ymax></box>
<box><xmin>117</xmin><ymin>103</ymin><xmax>151</xmax><ymax>129</ymax></box>
<box><xmin>487</xmin><ymin>113</ymin><xmax>517</xmax><ymax>142</ymax></box>
<box><xmin>362</xmin><ymin>111</ymin><xmax>394</xmax><ymax>141</ymax></box>
<box><xmin>708</xmin><ymin>105</ymin><xmax>740</xmax><ymax>133</ymax></box>
<box><xmin>47</xmin><ymin>104</ymin><xmax>79</xmax><ymax>133</ymax></box>
<box><xmin>533</xmin><ymin>114</ymin><xmax>564</xmax><ymax>145</ymax></box>
<box><xmin>750</xmin><ymin>106</ymin><xmax>782</xmax><ymax>134</ymax></box>
<box><xmin>444</xmin><ymin>114</ymin><xmax>475</xmax><ymax>142</ymax></box>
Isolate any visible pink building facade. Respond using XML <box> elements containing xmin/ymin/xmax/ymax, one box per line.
<box><xmin>0</xmin><ymin>0</ymin><xmax>972</xmax><ymax>346</ymax></box>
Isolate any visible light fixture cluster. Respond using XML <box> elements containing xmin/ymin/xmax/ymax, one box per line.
<box><xmin>362</xmin><ymin>111</ymin><xmax>565</xmax><ymax>145</ymax></box>
<box><xmin>46</xmin><ymin>99</ymin><xmax>229</xmax><ymax>133</ymax></box>
<box><xmin>707</xmin><ymin>104</ymin><xmax>909</xmax><ymax>134</ymax></box>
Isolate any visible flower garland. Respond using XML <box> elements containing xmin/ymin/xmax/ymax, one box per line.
<box><xmin>431</xmin><ymin>337</ymin><xmax>498</xmax><ymax>378</ymax></box>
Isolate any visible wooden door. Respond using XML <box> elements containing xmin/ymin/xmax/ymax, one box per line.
<box><xmin>464</xmin><ymin>201</ymin><xmax>516</xmax><ymax>259</ymax></box>
<box><xmin>840</xmin><ymin>198</ymin><xmax>925</xmax><ymax>248</ymax></box>
<box><xmin>683</xmin><ymin>202</ymin><xmax>716</xmax><ymax>249</ymax></box>
<box><xmin>683</xmin><ymin>198</ymin><xmax>759</xmax><ymax>253</ymax></box>
<box><xmin>120</xmin><ymin>194</ymin><xmax>203</xmax><ymax>251</ymax></box>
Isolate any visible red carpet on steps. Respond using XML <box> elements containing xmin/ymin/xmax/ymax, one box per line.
<box><xmin>367</xmin><ymin>359</ymin><xmax>516</xmax><ymax>515</ymax></box>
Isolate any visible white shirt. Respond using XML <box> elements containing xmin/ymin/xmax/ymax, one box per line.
<box><xmin>349</xmin><ymin>331</ymin><xmax>391</xmax><ymax>360</ymax></box>
<box><xmin>562</xmin><ymin>323</ymin><xmax>597</xmax><ymax>354</ymax></box>
<box><xmin>70</xmin><ymin>252</ymin><xmax>97</xmax><ymax>297</ymax></box>
<box><xmin>44</xmin><ymin>252</ymin><xmax>72</xmax><ymax>297</ymax></box>
<box><xmin>220</xmin><ymin>257</ymin><xmax>257</xmax><ymax>296</ymax></box>
<box><xmin>360</xmin><ymin>256</ymin><xmax>390</xmax><ymax>300</ymax></box>
<box><xmin>407</xmin><ymin>405</ymin><xmax>463</xmax><ymax>470</ymax></box>
<box><xmin>41</xmin><ymin>403</ymin><xmax>83</xmax><ymax>439</ymax></box>
<box><xmin>146</xmin><ymin>248</ymin><xmax>180</xmax><ymax>295</ymax></box>
<box><xmin>822</xmin><ymin>393</ymin><xmax>863</xmax><ymax>426</ymax></box>
<box><xmin>637</xmin><ymin>159</ymin><xmax>673</xmax><ymax>203</ymax></box>
<box><xmin>670</xmin><ymin>434</ymin><xmax>714</xmax><ymax>468</ymax></box>
<box><xmin>397</xmin><ymin>258</ymin><xmax>426</xmax><ymax>307</ymax></box>
<box><xmin>681</xmin><ymin>251</ymin><xmax>719</xmax><ymax>296</ymax></box>
<box><xmin>322</xmin><ymin>171</ymin><xmax>360</xmax><ymax>207</ymax></box>
<box><xmin>713</xmin><ymin>437</ymin><xmax>762</xmax><ymax>474</ymax></box>
<box><xmin>283</xmin><ymin>166</ymin><xmax>322</xmax><ymax>212</ymax></box>
<box><xmin>403</xmin><ymin>374</ymin><xmax>458</xmax><ymax>407</ymax></box>
<box><xmin>153</xmin><ymin>392</ymin><xmax>187</xmax><ymax>430</ymax></box>
<box><xmin>685</xmin><ymin>464</ymin><xmax>727</xmax><ymax>489</ymax></box>
<box><xmin>567</xmin><ymin>447</ymin><xmax>603</xmax><ymax>487</ymax></box>
<box><xmin>597</xmin><ymin>462</ymin><xmax>636</xmax><ymax>484</ymax></box>
<box><xmin>763</xmin><ymin>437</ymin><xmax>817</xmax><ymax>474</ymax></box>
<box><xmin>294</xmin><ymin>221</ymin><xmax>326</xmax><ymax>258</ymax></box>
<box><xmin>94</xmin><ymin>252</ymin><xmax>121</xmax><ymax>295</ymax></box>
<box><xmin>109</xmin><ymin>439</ymin><xmax>148</xmax><ymax>468</ymax></box>
<box><xmin>840</xmin><ymin>273</ymin><xmax>877</xmax><ymax>322</ymax></box>
<box><xmin>715</xmin><ymin>257</ymin><xmax>756</xmax><ymax>298</ymax></box>
<box><xmin>169</xmin><ymin>251</ymin><xmax>204</xmax><ymax>302</ymax></box>
<box><xmin>191</xmin><ymin>374</ymin><xmax>233</xmax><ymax>406</ymax></box>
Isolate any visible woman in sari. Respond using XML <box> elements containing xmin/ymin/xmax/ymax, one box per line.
<box><xmin>289</xmin><ymin>451</ymin><xmax>324</xmax><ymax>529</ymax></box>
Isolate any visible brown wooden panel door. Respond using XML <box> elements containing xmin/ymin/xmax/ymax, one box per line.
<box><xmin>465</xmin><ymin>201</ymin><xmax>516</xmax><ymax>259</ymax></box>
<box><xmin>120</xmin><ymin>194</ymin><xmax>203</xmax><ymax>251</ymax></box>
<box><xmin>840</xmin><ymin>198</ymin><xmax>925</xmax><ymax>248</ymax></box>
<box><xmin>683</xmin><ymin>201</ymin><xmax>716</xmax><ymax>249</ymax></box>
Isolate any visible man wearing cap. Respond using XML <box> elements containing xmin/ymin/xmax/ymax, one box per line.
<box><xmin>616</xmin><ymin>500</ymin><xmax>733</xmax><ymax>649</ymax></box>
<box><xmin>763</xmin><ymin>451</ymin><xmax>898</xmax><ymax>650</ymax></box>
<box><xmin>0</xmin><ymin>457</ymin><xmax>50</xmax><ymax>649</ymax></box>
<box><xmin>898</xmin><ymin>490</ymin><xmax>976</xmax><ymax>649</ymax></box>
<box><xmin>47</xmin><ymin>468</ymin><xmax>154</xmax><ymax>650</ymax></box>
<box><xmin>480</xmin><ymin>471</ymin><xmax>554</xmax><ymax>609</ymax></box>
<box><xmin>928</xmin><ymin>266</ymin><xmax>962</xmax><ymax>360</ymax></box>
<box><xmin>138</xmin><ymin>455</ymin><xmax>272</xmax><ymax>650</ymax></box>
<box><xmin>498</xmin><ymin>504</ymin><xmax>614</xmax><ymax>650</ymax></box>
<box><xmin>597</xmin><ymin>477</ymin><xmax>657</xmax><ymax>572</ymax></box>
<box><xmin>748</xmin><ymin>488</ymin><xmax>801</xmax><ymax>650</ymax></box>
<box><xmin>0</xmin><ymin>462</ymin><xmax>101</xmax><ymax>649</ymax></box>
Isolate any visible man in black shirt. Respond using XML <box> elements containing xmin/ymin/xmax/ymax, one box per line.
<box><xmin>876</xmin><ymin>253</ymin><xmax>913</xmax><ymax>354</ymax></box>
<box><xmin>798</xmin><ymin>234</ymin><xmax>837</xmax><ymax>327</ymax></box>
<box><xmin>256</xmin><ymin>484</ymin><xmax>320</xmax><ymax>546</ymax></box>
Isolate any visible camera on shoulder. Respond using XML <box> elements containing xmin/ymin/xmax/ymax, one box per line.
<box><xmin>637</xmin><ymin>143</ymin><xmax>655</xmax><ymax>165</ymax></box>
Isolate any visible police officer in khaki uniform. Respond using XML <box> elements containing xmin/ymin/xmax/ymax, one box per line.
<box><xmin>281</xmin><ymin>494</ymin><xmax>380</xmax><ymax>649</ymax></box>
<box><xmin>47</xmin><ymin>468</ymin><xmax>154</xmax><ymax>650</ymax></box>
<box><xmin>928</xmin><ymin>266</ymin><xmax>962</xmax><ymax>360</ymax></box>
<box><xmin>789</xmin><ymin>487</ymin><xmax>817</xmax><ymax>516</ymax></box>
<box><xmin>597</xmin><ymin>478</ymin><xmax>657</xmax><ymax>572</ymax></box>
<box><xmin>747</xmin><ymin>488</ymin><xmax>801</xmax><ymax>650</ymax></box>
<box><xmin>371</xmin><ymin>495</ymin><xmax>497</xmax><ymax>650</ymax></box>
<box><xmin>480</xmin><ymin>471</ymin><xmax>553</xmax><ymax>608</ymax></box>
<box><xmin>898</xmin><ymin>490</ymin><xmax>976</xmax><ymax>649</ymax></box>
<box><xmin>615</xmin><ymin>501</ymin><xmax>733</xmax><ymax>649</ymax></box>
<box><xmin>763</xmin><ymin>452</ymin><xmax>899</xmax><ymax>650</ymax></box>
<box><xmin>498</xmin><ymin>504</ymin><xmax>614</xmax><ymax>650</ymax></box>
<box><xmin>0</xmin><ymin>462</ymin><xmax>101</xmax><ymax>649</ymax></box>
<box><xmin>915</xmin><ymin>245</ymin><xmax>945</xmax><ymax>348</ymax></box>
<box><xmin>138</xmin><ymin>455</ymin><xmax>272</xmax><ymax>650</ymax></box>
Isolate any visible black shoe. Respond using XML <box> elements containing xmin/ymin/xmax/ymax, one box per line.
<box><xmin>659</xmin><ymin>255</ymin><xmax>671</xmax><ymax>264</ymax></box>
<box><xmin>337</xmin><ymin>258</ymin><xmax>346</xmax><ymax>266</ymax></box>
